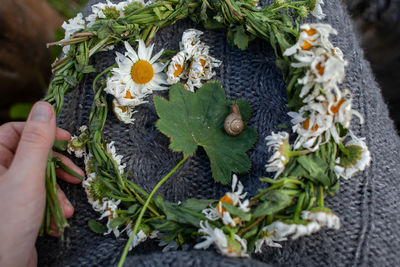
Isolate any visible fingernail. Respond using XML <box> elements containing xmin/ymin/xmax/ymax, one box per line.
<box><xmin>31</xmin><ymin>102</ymin><xmax>52</xmax><ymax>121</ymax></box>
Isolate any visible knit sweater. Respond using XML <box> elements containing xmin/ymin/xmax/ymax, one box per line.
<box><xmin>36</xmin><ymin>0</ymin><xmax>400</xmax><ymax>266</ymax></box>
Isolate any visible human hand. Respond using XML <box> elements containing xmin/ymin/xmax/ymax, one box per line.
<box><xmin>0</xmin><ymin>102</ymin><xmax>84</xmax><ymax>267</ymax></box>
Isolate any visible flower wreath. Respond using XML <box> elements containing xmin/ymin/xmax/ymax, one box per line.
<box><xmin>44</xmin><ymin>0</ymin><xmax>371</xmax><ymax>266</ymax></box>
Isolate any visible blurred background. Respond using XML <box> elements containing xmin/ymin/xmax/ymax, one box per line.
<box><xmin>1</xmin><ymin>0</ymin><xmax>399</xmax><ymax>132</ymax></box>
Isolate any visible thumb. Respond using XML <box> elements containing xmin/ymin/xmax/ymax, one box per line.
<box><xmin>10</xmin><ymin>102</ymin><xmax>56</xmax><ymax>182</ymax></box>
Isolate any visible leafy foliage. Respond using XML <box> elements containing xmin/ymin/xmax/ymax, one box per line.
<box><xmin>154</xmin><ymin>82</ymin><xmax>257</xmax><ymax>184</ymax></box>
<box><xmin>88</xmin><ymin>219</ymin><xmax>107</xmax><ymax>234</ymax></box>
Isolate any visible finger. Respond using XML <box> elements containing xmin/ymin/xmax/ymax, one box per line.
<box><xmin>47</xmin><ymin>185</ymin><xmax>75</xmax><ymax>237</ymax></box>
<box><xmin>47</xmin><ymin>219</ymin><xmax>61</xmax><ymax>237</ymax></box>
<box><xmin>0</xmin><ymin>121</ymin><xmax>71</xmax><ymax>154</ymax></box>
<box><xmin>27</xmin><ymin>247</ymin><xmax>37</xmax><ymax>267</ymax></box>
<box><xmin>57</xmin><ymin>184</ymin><xmax>74</xmax><ymax>218</ymax></box>
<box><xmin>0</xmin><ymin>122</ymin><xmax>25</xmax><ymax>154</ymax></box>
<box><xmin>9</xmin><ymin>102</ymin><xmax>56</xmax><ymax>183</ymax></box>
<box><xmin>55</xmin><ymin>128</ymin><xmax>71</xmax><ymax>141</ymax></box>
<box><xmin>53</xmin><ymin>152</ymin><xmax>84</xmax><ymax>184</ymax></box>
<box><xmin>0</xmin><ymin>145</ymin><xmax>13</xmax><ymax>172</ymax></box>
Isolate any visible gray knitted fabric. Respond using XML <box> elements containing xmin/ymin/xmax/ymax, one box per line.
<box><xmin>36</xmin><ymin>0</ymin><xmax>400</xmax><ymax>266</ymax></box>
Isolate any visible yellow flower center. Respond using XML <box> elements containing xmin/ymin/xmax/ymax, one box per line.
<box><xmin>118</xmin><ymin>106</ymin><xmax>127</xmax><ymax>113</ymax></box>
<box><xmin>131</xmin><ymin>60</ymin><xmax>154</xmax><ymax>84</ymax></box>
<box><xmin>301</xmin><ymin>28</ymin><xmax>317</xmax><ymax>50</ymax></box>
<box><xmin>173</xmin><ymin>63</ymin><xmax>184</xmax><ymax>77</ymax></box>
<box><xmin>315</xmin><ymin>62</ymin><xmax>325</xmax><ymax>76</ymax></box>
<box><xmin>124</xmin><ymin>91</ymin><xmax>133</xmax><ymax>99</ymax></box>
<box><xmin>330</xmin><ymin>97</ymin><xmax>346</xmax><ymax>114</ymax></box>
<box><xmin>216</xmin><ymin>194</ymin><xmax>234</xmax><ymax>215</ymax></box>
<box><xmin>303</xmin><ymin>118</ymin><xmax>319</xmax><ymax>131</ymax></box>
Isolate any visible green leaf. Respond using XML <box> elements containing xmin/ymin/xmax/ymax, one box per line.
<box><xmin>88</xmin><ymin>219</ymin><xmax>107</xmax><ymax>234</ymax></box>
<box><xmin>154</xmin><ymin>196</ymin><xmax>205</xmax><ymax>227</ymax></box>
<box><xmin>126</xmin><ymin>204</ymin><xmax>140</xmax><ymax>215</ymax></box>
<box><xmin>253</xmin><ymin>191</ymin><xmax>293</xmax><ymax>217</ymax></box>
<box><xmin>222</xmin><ymin>203</ymin><xmax>251</xmax><ymax>221</ymax></box>
<box><xmin>296</xmin><ymin>155</ymin><xmax>331</xmax><ymax>187</ymax></box>
<box><xmin>53</xmin><ymin>139</ymin><xmax>68</xmax><ymax>151</ymax></box>
<box><xmin>82</xmin><ymin>65</ymin><xmax>96</xmax><ymax>74</ymax></box>
<box><xmin>109</xmin><ymin>217</ymin><xmax>129</xmax><ymax>228</ymax></box>
<box><xmin>64</xmin><ymin>75</ymin><xmax>78</xmax><ymax>87</ymax></box>
<box><xmin>154</xmin><ymin>82</ymin><xmax>257</xmax><ymax>184</ymax></box>
<box><xmin>181</xmin><ymin>198</ymin><xmax>217</xmax><ymax>213</ymax></box>
<box><xmin>233</xmin><ymin>26</ymin><xmax>249</xmax><ymax>50</ymax></box>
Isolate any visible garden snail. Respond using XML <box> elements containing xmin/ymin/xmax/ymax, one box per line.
<box><xmin>224</xmin><ymin>103</ymin><xmax>244</xmax><ymax>136</ymax></box>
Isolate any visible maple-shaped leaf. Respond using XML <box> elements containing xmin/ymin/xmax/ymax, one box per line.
<box><xmin>154</xmin><ymin>82</ymin><xmax>257</xmax><ymax>184</ymax></box>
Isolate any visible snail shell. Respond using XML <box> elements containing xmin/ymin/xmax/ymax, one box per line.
<box><xmin>224</xmin><ymin>103</ymin><xmax>244</xmax><ymax>136</ymax></box>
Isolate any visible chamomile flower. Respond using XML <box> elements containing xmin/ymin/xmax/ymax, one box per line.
<box><xmin>187</xmin><ymin>54</ymin><xmax>221</xmax><ymax>91</ymax></box>
<box><xmin>310</xmin><ymin>0</ymin><xmax>326</xmax><ymax>20</ymax></box>
<box><xmin>67</xmin><ymin>125</ymin><xmax>88</xmax><ymax>158</ymax></box>
<box><xmin>101</xmin><ymin>200</ymin><xmax>122</xmax><ymax>237</ymax></box>
<box><xmin>106</xmin><ymin>141</ymin><xmax>126</xmax><ymax>174</ymax></box>
<box><xmin>297</xmin><ymin>48</ymin><xmax>347</xmax><ymax>93</ymax></box>
<box><xmin>202</xmin><ymin>175</ymin><xmax>250</xmax><ymax>227</ymax></box>
<box><xmin>265</xmin><ymin>132</ymin><xmax>291</xmax><ymax>179</ymax></box>
<box><xmin>283</xmin><ymin>24</ymin><xmax>337</xmax><ymax>57</ymax></box>
<box><xmin>263</xmin><ymin>220</ymin><xmax>321</xmax><ymax>240</ymax></box>
<box><xmin>86</xmin><ymin>0</ymin><xmax>126</xmax><ymax>26</ymax></box>
<box><xmin>61</xmin><ymin>13</ymin><xmax>86</xmax><ymax>54</ymax></box>
<box><xmin>125</xmin><ymin>223</ymin><xmax>158</xmax><ymax>251</ymax></box>
<box><xmin>195</xmin><ymin>221</ymin><xmax>249</xmax><ymax>257</ymax></box>
<box><xmin>289</xmin><ymin>104</ymin><xmax>332</xmax><ymax>151</ymax></box>
<box><xmin>254</xmin><ymin>232</ymin><xmax>287</xmax><ymax>252</ymax></box>
<box><xmin>112</xmin><ymin>98</ymin><xmax>136</xmax><ymax>124</ymax></box>
<box><xmin>166</xmin><ymin>51</ymin><xmax>186</xmax><ymax>84</ymax></box>
<box><xmin>166</xmin><ymin>29</ymin><xmax>221</xmax><ymax>90</ymax></box>
<box><xmin>107</xmin><ymin>40</ymin><xmax>167</xmax><ymax>99</ymax></box>
<box><xmin>334</xmin><ymin>131</ymin><xmax>371</xmax><ymax>179</ymax></box>
<box><xmin>327</xmin><ymin>89</ymin><xmax>364</xmax><ymax>129</ymax></box>
<box><xmin>302</xmin><ymin>210</ymin><xmax>340</xmax><ymax>229</ymax></box>
<box><xmin>180</xmin><ymin>29</ymin><xmax>204</xmax><ymax>56</ymax></box>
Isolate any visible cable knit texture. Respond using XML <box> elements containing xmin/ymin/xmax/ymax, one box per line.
<box><xmin>36</xmin><ymin>0</ymin><xmax>400</xmax><ymax>266</ymax></box>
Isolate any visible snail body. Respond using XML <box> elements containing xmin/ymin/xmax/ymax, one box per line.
<box><xmin>224</xmin><ymin>103</ymin><xmax>244</xmax><ymax>136</ymax></box>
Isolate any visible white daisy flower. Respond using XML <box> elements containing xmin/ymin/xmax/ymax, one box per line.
<box><xmin>67</xmin><ymin>125</ymin><xmax>88</xmax><ymax>158</ymax></box>
<box><xmin>310</xmin><ymin>0</ymin><xmax>326</xmax><ymax>20</ymax></box>
<box><xmin>290</xmin><ymin>103</ymin><xmax>332</xmax><ymax>151</ymax></box>
<box><xmin>180</xmin><ymin>29</ymin><xmax>204</xmax><ymax>57</ymax></box>
<box><xmin>124</xmin><ymin>223</ymin><xmax>158</xmax><ymax>251</ymax></box>
<box><xmin>105</xmin><ymin>40</ymin><xmax>167</xmax><ymax>104</ymax></box>
<box><xmin>334</xmin><ymin>131</ymin><xmax>371</xmax><ymax>179</ymax></box>
<box><xmin>86</xmin><ymin>0</ymin><xmax>126</xmax><ymax>27</ymax></box>
<box><xmin>166</xmin><ymin>51</ymin><xmax>186</xmax><ymax>84</ymax></box>
<box><xmin>166</xmin><ymin>29</ymin><xmax>221</xmax><ymax>89</ymax></box>
<box><xmin>302</xmin><ymin>210</ymin><xmax>340</xmax><ymax>229</ymax></box>
<box><xmin>106</xmin><ymin>141</ymin><xmax>126</xmax><ymax>174</ymax></box>
<box><xmin>186</xmin><ymin>54</ymin><xmax>221</xmax><ymax>91</ymax></box>
<box><xmin>283</xmin><ymin>24</ymin><xmax>337</xmax><ymax>57</ymax></box>
<box><xmin>112</xmin><ymin>98</ymin><xmax>136</xmax><ymax>124</ymax></box>
<box><xmin>128</xmin><ymin>229</ymin><xmax>147</xmax><ymax>250</ymax></box>
<box><xmin>194</xmin><ymin>221</ymin><xmax>249</xmax><ymax>257</ymax></box>
<box><xmin>265</xmin><ymin>132</ymin><xmax>291</xmax><ymax>179</ymax></box>
<box><xmin>61</xmin><ymin>13</ymin><xmax>86</xmax><ymax>54</ymax></box>
<box><xmin>327</xmin><ymin>89</ymin><xmax>364</xmax><ymax>129</ymax></box>
<box><xmin>263</xmin><ymin>220</ymin><xmax>321</xmax><ymax>240</ymax></box>
<box><xmin>254</xmin><ymin>233</ymin><xmax>287</xmax><ymax>252</ymax></box>
<box><xmin>202</xmin><ymin>175</ymin><xmax>250</xmax><ymax>227</ymax></box>
<box><xmin>297</xmin><ymin>49</ymin><xmax>347</xmax><ymax>96</ymax></box>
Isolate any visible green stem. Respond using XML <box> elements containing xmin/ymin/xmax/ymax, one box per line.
<box><xmin>117</xmin><ymin>156</ymin><xmax>188</xmax><ymax>267</ymax></box>
<box><xmin>293</xmin><ymin>193</ymin><xmax>305</xmax><ymax>221</ymax></box>
<box><xmin>318</xmin><ymin>185</ymin><xmax>324</xmax><ymax>207</ymax></box>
